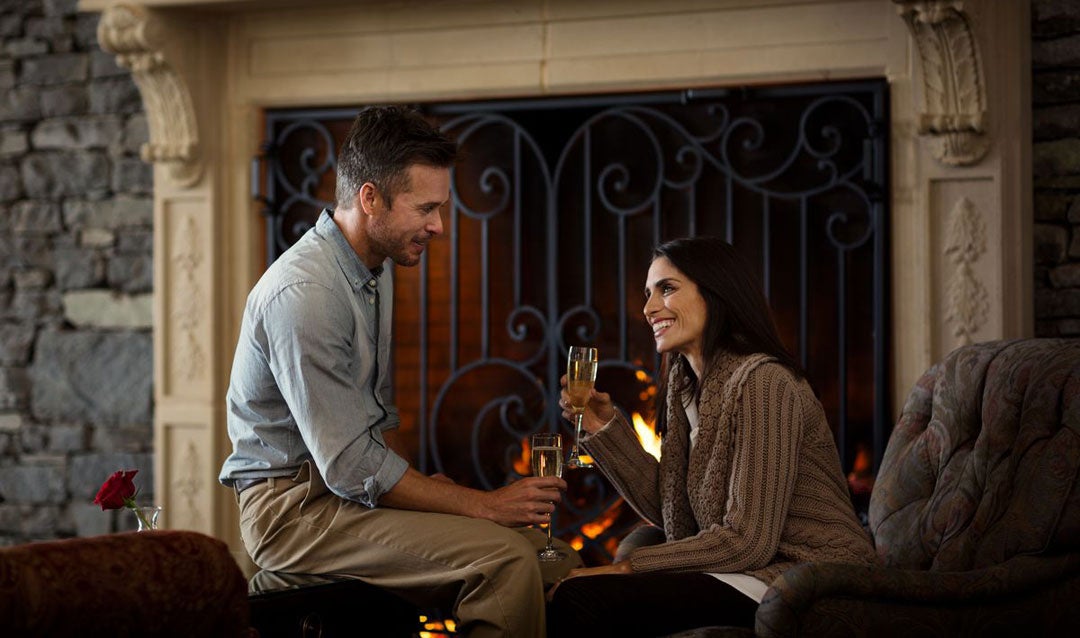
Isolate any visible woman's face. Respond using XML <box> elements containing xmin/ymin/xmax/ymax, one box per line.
<box><xmin>643</xmin><ymin>256</ymin><xmax>708</xmax><ymax>362</ymax></box>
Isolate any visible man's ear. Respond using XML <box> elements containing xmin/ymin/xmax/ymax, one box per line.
<box><xmin>358</xmin><ymin>182</ymin><xmax>381</xmax><ymax>216</ymax></box>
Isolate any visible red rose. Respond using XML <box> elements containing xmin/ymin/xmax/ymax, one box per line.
<box><xmin>93</xmin><ymin>469</ymin><xmax>139</xmax><ymax>510</ymax></box>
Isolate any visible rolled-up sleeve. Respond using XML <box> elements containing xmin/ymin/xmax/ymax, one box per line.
<box><xmin>262</xmin><ymin>281</ymin><xmax>408</xmax><ymax>506</ymax></box>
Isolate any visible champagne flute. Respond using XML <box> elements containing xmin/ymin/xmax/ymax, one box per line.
<box><xmin>565</xmin><ymin>346</ymin><xmax>598</xmax><ymax>469</ymax></box>
<box><xmin>531</xmin><ymin>432</ymin><xmax>566</xmax><ymax>562</ymax></box>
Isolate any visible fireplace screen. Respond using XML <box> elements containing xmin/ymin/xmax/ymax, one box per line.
<box><xmin>254</xmin><ymin>80</ymin><xmax>889</xmax><ymax>563</ymax></box>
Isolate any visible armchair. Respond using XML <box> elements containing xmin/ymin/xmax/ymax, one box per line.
<box><xmin>0</xmin><ymin>530</ymin><xmax>251</xmax><ymax>637</ymax></box>
<box><xmin>755</xmin><ymin>338</ymin><xmax>1080</xmax><ymax>636</ymax></box>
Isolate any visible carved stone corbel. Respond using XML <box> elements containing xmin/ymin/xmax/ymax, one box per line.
<box><xmin>894</xmin><ymin>1</ymin><xmax>990</xmax><ymax>166</ymax></box>
<box><xmin>97</xmin><ymin>4</ymin><xmax>202</xmax><ymax>187</ymax></box>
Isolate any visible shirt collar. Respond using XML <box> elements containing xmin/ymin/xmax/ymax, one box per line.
<box><xmin>316</xmin><ymin>209</ymin><xmax>385</xmax><ymax>292</ymax></box>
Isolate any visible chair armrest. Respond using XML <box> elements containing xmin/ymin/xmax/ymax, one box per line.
<box><xmin>755</xmin><ymin>553</ymin><xmax>1080</xmax><ymax>637</ymax></box>
<box><xmin>0</xmin><ymin>530</ymin><xmax>251</xmax><ymax>637</ymax></box>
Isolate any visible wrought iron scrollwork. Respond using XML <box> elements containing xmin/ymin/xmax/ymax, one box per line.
<box><xmin>260</xmin><ymin>82</ymin><xmax>889</xmax><ymax>562</ymax></box>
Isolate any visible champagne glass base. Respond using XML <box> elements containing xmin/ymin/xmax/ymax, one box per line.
<box><xmin>565</xmin><ymin>456</ymin><xmax>594</xmax><ymax>469</ymax></box>
<box><xmin>537</xmin><ymin>548</ymin><xmax>567</xmax><ymax>562</ymax></box>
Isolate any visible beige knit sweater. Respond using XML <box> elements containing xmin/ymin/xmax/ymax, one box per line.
<box><xmin>583</xmin><ymin>350</ymin><xmax>877</xmax><ymax>584</ymax></box>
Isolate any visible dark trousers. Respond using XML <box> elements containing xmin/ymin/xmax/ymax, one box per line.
<box><xmin>546</xmin><ymin>571</ymin><xmax>758</xmax><ymax>637</ymax></box>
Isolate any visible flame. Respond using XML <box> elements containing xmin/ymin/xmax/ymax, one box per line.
<box><xmin>632</xmin><ymin>413</ymin><xmax>662</xmax><ymax>461</ymax></box>
<box><xmin>419</xmin><ymin>616</ymin><xmax>457</xmax><ymax>637</ymax></box>
<box><xmin>513</xmin><ymin>439</ymin><xmax>530</xmax><ymax>476</ymax></box>
<box><xmin>581</xmin><ymin>504</ymin><xmax>621</xmax><ymax>539</ymax></box>
<box><xmin>846</xmin><ymin>444</ymin><xmax>874</xmax><ymax>495</ymax></box>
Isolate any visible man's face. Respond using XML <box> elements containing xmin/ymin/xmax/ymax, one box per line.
<box><xmin>368</xmin><ymin>164</ymin><xmax>450</xmax><ymax>267</ymax></box>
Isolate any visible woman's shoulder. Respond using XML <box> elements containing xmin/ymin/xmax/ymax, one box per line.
<box><xmin>736</xmin><ymin>356</ymin><xmax>819</xmax><ymax>401</ymax></box>
<box><xmin>713</xmin><ymin>351</ymin><xmax>797</xmax><ymax>384</ymax></box>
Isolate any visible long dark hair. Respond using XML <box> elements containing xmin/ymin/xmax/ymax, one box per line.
<box><xmin>652</xmin><ymin>236</ymin><xmax>802</xmax><ymax>435</ymax></box>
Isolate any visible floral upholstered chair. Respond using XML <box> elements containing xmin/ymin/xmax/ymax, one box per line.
<box><xmin>0</xmin><ymin>529</ymin><xmax>251</xmax><ymax>637</ymax></box>
<box><xmin>751</xmin><ymin>338</ymin><xmax>1080</xmax><ymax>636</ymax></box>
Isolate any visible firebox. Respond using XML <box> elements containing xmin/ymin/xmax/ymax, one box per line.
<box><xmin>254</xmin><ymin>80</ymin><xmax>889</xmax><ymax>564</ymax></box>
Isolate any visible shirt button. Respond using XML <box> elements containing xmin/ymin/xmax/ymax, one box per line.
<box><xmin>368</xmin><ymin>297</ymin><xmax>375</xmax><ymax>304</ymax></box>
<box><xmin>368</xmin><ymin>279</ymin><xmax>377</xmax><ymax>287</ymax></box>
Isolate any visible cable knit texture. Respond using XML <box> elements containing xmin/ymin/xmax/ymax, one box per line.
<box><xmin>584</xmin><ymin>350</ymin><xmax>876</xmax><ymax>584</ymax></box>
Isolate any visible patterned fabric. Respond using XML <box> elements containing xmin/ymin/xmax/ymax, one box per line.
<box><xmin>751</xmin><ymin>339</ymin><xmax>1080</xmax><ymax>637</ymax></box>
<box><xmin>869</xmin><ymin>338</ymin><xmax>1080</xmax><ymax>571</ymax></box>
<box><xmin>0</xmin><ymin>530</ymin><xmax>251</xmax><ymax>637</ymax></box>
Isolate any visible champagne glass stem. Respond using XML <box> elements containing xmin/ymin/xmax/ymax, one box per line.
<box><xmin>567</xmin><ymin>412</ymin><xmax>593</xmax><ymax>468</ymax></box>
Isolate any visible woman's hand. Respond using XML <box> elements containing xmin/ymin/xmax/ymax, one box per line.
<box><xmin>559</xmin><ymin>374</ymin><xmax>616</xmax><ymax>435</ymax></box>
<box><xmin>546</xmin><ymin>561</ymin><xmax>632</xmax><ymax>601</ymax></box>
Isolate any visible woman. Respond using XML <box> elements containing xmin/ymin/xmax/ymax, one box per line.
<box><xmin>547</xmin><ymin>237</ymin><xmax>876</xmax><ymax>636</ymax></box>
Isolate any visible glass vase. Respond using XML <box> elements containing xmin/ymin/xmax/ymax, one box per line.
<box><xmin>133</xmin><ymin>505</ymin><xmax>162</xmax><ymax>531</ymax></box>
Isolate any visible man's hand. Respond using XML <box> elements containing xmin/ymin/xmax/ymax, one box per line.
<box><xmin>379</xmin><ymin>467</ymin><xmax>565</xmax><ymax>527</ymax></box>
<box><xmin>477</xmin><ymin>476</ymin><xmax>566</xmax><ymax>527</ymax></box>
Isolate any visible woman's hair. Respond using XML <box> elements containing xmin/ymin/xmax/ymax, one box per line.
<box><xmin>652</xmin><ymin>236</ymin><xmax>802</xmax><ymax>434</ymax></box>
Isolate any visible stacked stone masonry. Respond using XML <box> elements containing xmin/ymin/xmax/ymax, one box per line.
<box><xmin>0</xmin><ymin>0</ymin><xmax>152</xmax><ymax>545</ymax></box>
<box><xmin>1034</xmin><ymin>0</ymin><xmax>1080</xmax><ymax>336</ymax></box>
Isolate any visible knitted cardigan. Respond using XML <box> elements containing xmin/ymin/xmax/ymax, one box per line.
<box><xmin>583</xmin><ymin>350</ymin><xmax>877</xmax><ymax>584</ymax></box>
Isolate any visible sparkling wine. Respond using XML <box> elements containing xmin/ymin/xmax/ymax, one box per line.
<box><xmin>566</xmin><ymin>361</ymin><xmax>598</xmax><ymax>411</ymax></box>
<box><xmin>565</xmin><ymin>346</ymin><xmax>598</xmax><ymax>469</ymax></box>
<box><xmin>531</xmin><ymin>445</ymin><xmax>564</xmax><ymax>478</ymax></box>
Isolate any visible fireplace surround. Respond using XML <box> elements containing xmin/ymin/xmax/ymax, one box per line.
<box><xmin>78</xmin><ymin>0</ymin><xmax>1032</xmax><ymax>564</ymax></box>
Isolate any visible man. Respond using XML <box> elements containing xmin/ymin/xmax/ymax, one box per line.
<box><xmin>220</xmin><ymin>106</ymin><xmax>572</xmax><ymax>637</ymax></box>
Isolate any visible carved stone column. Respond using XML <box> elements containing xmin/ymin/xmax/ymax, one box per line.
<box><xmin>894</xmin><ymin>0</ymin><xmax>1033</xmax><ymax>358</ymax></box>
<box><xmin>94</xmin><ymin>3</ymin><xmax>230</xmax><ymax>543</ymax></box>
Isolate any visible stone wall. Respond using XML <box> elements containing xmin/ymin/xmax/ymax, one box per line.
<box><xmin>1034</xmin><ymin>0</ymin><xmax>1080</xmax><ymax>335</ymax></box>
<box><xmin>0</xmin><ymin>0</ymin><xmax>153</xmax><ymax>544</ymax></box>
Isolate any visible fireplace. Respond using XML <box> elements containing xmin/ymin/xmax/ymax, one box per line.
<box><xmin>254</xmin><ymin>80</ymin><xmax>889</xmax><ymax>560</ymax></box>
<box><xmin>79</xmin><ymin>0</ymin><xmax>1032</xmax><ymax>562</ymax></box>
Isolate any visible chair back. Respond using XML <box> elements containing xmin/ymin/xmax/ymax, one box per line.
<box><xmin>868</xmin><ymin>339</ymin><xmax>1080</xmax><ymax>571</ymax></box>
<box><xmin>0</xmin><ymin>530</ymin><xmax>250</xmax><ymax>637</ymax></box>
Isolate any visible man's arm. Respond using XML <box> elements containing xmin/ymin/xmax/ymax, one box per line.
<box><xmin>381</xmin><ymin>429</ymin><xmax>411</xmax><ymax>460</ymax></box>
<box><xmin>379</xmin><ymin>467</ymin><xmax>566</xmax><ymax>528</ymax></box>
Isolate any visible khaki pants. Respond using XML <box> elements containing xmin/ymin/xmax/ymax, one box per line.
<box><xmin>237</xmin><ymin>462</ymin><xmax>580</xmax><ymax>637</ymax></box>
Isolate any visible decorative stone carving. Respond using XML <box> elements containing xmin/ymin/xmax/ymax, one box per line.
<box><xmin>172</xmin><ymin>439</ymin><xmax>204</xmax><ymax>531</ymax></box>
<box><xmin>894</xmin><ymin>1</ymin><xmax>989</xmax><ymax>166</ymax></box>
<box><xmin>171</xmin><ymin>214</ymin><xmax>206</xmax><ymax>382</ymax></box>
<box><xmin>944</xmin><ymin>197</ymin><xmax>988</xmax><ymax>345</ymax></box>
<box><xmin>97</xmin><ymin>4</ymin><xmax>201</xmax><ymax>187</ymax></box>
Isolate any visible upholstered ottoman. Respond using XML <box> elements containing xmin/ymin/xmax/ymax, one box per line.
<box><xmin>248</xmin><ymin>571</ymin><xmax>419</xmax><ymax>637</ymax></box>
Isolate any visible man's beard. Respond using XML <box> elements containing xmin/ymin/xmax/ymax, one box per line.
<box><xmin>370</xmin><ymin>226</ymin><xmax>425</xmax><ymax>267</ymax></box>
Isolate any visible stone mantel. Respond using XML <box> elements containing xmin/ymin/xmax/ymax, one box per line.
<box><xmin>78</xmin><ymin>0</ymin><xmax>1033</xmax><ymax>558</ymax></box>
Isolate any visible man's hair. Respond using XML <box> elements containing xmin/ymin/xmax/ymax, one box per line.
<box><xmin>335</xmin><ymin>105</ymin><xmax>459</xmax><ymax>209</ymax></box>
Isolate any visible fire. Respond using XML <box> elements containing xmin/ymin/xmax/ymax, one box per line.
<box><xmin>632</xmin><ymin>413</ymin><xmax>662</xmax><ymax>461</ymax></box>
<box><xmin>418</xmin><ymin>614</ymin><xmax>457</xmax><ymax>637</ymax></box>
<box><xmin>513</xmin><ymin>438</ymin><xmax>530</xmax><ymax>476</ymax></box>
<box><xmin>581</xmin><ymin>504</ymin><xmax>621</xmax><ymax>539</ymax></box>
<box><xmin>635</xmin><ymin>370</ymin><xmax>657</xmax><ymax>402</ymax></box>
<box><xmin>570</xmin><ymin>503</ymin><xmax>632</xmax><ymax>556</ymax></box>
<box><xmin>846</xmin><ymin>444</ymin><xmax>874</xmax><ymax>495</ymax></box>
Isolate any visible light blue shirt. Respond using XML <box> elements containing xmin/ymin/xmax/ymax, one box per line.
<box><xmin>219</xmin><ymin>210</ymin><xmax>408</xmax><ymax>507</ymax></box>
